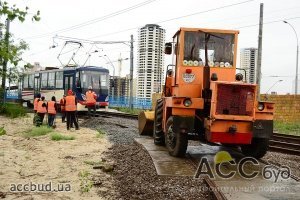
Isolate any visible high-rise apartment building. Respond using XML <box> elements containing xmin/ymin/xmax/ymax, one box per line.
<box><xmin>240</xmin><ymin>48</ymin><xmax>258</xmax><ymax>84</ymax></box>
<box><xmin>136</xmin><ymin>24</ymin><xmax>165</xmax><ymax>100</ymax></box>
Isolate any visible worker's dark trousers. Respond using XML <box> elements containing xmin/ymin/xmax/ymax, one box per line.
<box><xmin>61</xmin><ymin>111</ymin><xmax>66</xmax><ymax>122</ymax></box>
<box><xmin>48</xmin><ymin>114</ymin><xmax>55</xmax><ymax>127</ymax></box>
<box><xmin>36</xmin><ymin>113</ymin><xmax>45</xmax><ymax>126</ymax></box>
<box><xmin>87</xmin><ymin>105</ymin><xmax>96</xmax><ymax>117</ymax></box>
<box><xmin>66</xmin><ymin>111</ymin><xmax>79</xmax><ymax>129</ymax></box>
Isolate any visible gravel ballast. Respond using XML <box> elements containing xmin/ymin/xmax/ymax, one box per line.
<box><xmin>81</xmin><ymin>116</ymin><xmax>210</xmax><ymax>199</ymax></box>
<box><xmin>262</xmin><ymin>151</ymin><xmax>300</xmax><ymax>178</ymax></box>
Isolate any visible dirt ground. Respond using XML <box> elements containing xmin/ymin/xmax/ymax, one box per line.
<box><xmin>0</xmin><ymin>114</ymin><xmax>112</xmax><ymax>200</ymax></box>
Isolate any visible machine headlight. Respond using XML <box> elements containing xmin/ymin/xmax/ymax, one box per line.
<box><xmin>258</xmin><ymin>103</ymin><xmax>264</xmax><ymax>111</ymax></box>
<box><xmin>183</xmin><ymin>98</ymin><xmax>192</xmax><ymax>107</ymax></box>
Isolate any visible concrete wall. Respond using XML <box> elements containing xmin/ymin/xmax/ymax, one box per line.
<box><xmin>262</xmin><ymin>94</ymin><xmax>300</xmax><ymax>123</ymax></box>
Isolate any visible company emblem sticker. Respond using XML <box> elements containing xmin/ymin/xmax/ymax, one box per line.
<box><xmin>182</xmin><ymin>73</ymin><xmax>195</xmax><ymax>83</ymax></box>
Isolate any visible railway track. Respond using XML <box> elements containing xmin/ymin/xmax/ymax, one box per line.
<box><xmin>186</xmin><ymin>153</ymin><xmax>227</xmax><ymax>200</ymax></box>
<box><xmin>97</xmin><ymin>110</ymin><xmax>138</xmax><ymax>120</ymax></box>
<box><xmin>269</xmin><ymin>133</ymin><xmax>300</xmax><ymax>156</ymax></box>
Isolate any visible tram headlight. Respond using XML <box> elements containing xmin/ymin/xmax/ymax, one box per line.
<box><xmin>183</xmin><ymin>98</ymin><xmax>192</xmax><ymax>107</ymax></box>
<box><xmin>258</xmin><ymin>103</ymin><xmax>264</xmax><ymax>111</ymax></box>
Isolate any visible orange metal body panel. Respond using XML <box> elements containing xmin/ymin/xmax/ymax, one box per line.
<box><xmin>172</xmin><ymin>108</ymin><xmax>195</xmax><ymax>116</ymax></box>
<box><xmin>206</xmin><ymin>120</ymin><xmax>252</xmax><ymax>133</ymax></box>
<box><xmin>255</xmin><ymin>102</ymin><xmax>275</xmax><ymax>119</ymax></box>
<box><xmin>164</xmin><ymin>97</ymin><xmax>204</xmax><ymax>109</ymax></box>
<box><xmin>255</xmin><ymin>113</ymin><xmax>273</xmax><ymax>120</ymax></box>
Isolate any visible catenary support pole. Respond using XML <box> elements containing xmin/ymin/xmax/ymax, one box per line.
<box><xmin>256</xmin><ymin>3</ymin><xmax>263</xmax><ymax>100</ymax></box>
<box><xmin>129</xmin><ymin>35</ymin><xmax>134</xmax><ymax>109</ymax></box>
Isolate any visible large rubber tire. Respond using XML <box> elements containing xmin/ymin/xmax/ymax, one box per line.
<box><xmin>241</xmin><ymin>138</ymin><xmax>269</xmax><ymax>159</ymax></box>
<box><xmin>165</xmin><ymin>116</ymin><xmax>188</xmax><ymax>157</ymax></box>
<box><xmin>153</xmin><ymin>99</ymin><xmax>165</xmax><ymax>146</ymax></box>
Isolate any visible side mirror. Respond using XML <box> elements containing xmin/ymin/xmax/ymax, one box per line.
<box><xmin>164</xmin><ymin>42</ymin><xmax>172</xmax><ymax>55</ymax></box>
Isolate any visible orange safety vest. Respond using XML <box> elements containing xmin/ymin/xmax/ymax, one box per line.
<box><xmin>37</xmin><ymin>100</ymin><xmax>47</xmax><ymax>114</ymax></box>
<box><xmin>60</xmin><ymin>98</ymin><xmax>66</xmax><ymax>111</ymax></box>
<box><xmin>34</xmin><ymin>98</ymin><xmax>39</xmax><ymax>110</ymax></box>
<box><xmin>86</xmin><ymin>91</ymin><xmax>96</xmax><ymax>105</ymax></box>
<box><xmin>47</xmin><ymin>101</ymin><xmax>56</xmax><ymax>115</ymax></box>
<box><xmin>65</xmin><ymin>95</ymin><xmax>77</xmax><ymax>111</ymax></box>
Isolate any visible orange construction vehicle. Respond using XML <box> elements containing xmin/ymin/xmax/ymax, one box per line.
<box><xmin>139</xmin><ymin>27</ymin><xmax>274</xmax><ymax>158</ymax></box>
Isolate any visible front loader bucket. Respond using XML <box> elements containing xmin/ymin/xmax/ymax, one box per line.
<box><xmin>138</xmin><ymin>111</ymin><xmax>154</xmax><ymax>136</ymax></box>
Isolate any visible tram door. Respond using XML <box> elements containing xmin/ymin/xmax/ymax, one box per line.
<box><xmin>34</xmin><ymin>74</ymin><xmax>40</xmax><ymax>97</ymax></box>
<box><xmin>64</xmin><ymin>75</ymin><xmax>73</xmax><ymax>95</ymax></box>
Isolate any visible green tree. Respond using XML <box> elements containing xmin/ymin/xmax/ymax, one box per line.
<box><xmin>0</xmin><ymin>1</ymin><xmax>40</xmax><ymax>90</ymax></box>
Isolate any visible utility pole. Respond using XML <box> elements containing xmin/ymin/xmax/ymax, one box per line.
<box><xmin>256</xmin><ymin>3</ymin><xmax>263</xmax><ymax>100</ymax></box>
<box><xmin>2</xmin><ymin>19</ymin><xmax>10</xmax><ymax>103</ymax></box>
<box><xmin>129</xmin><ymin>35</ymin><xmax>134</xmax><ymax>109</ymax></box>
<box><xmin>283</xmin><ymin>21</ymin><xmax>299</xmax><ymax>95</ymax></box>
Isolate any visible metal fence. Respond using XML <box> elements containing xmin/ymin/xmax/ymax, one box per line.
<box><xmin>109</xmin><ymin>97</ymin><xmax>152</xmax><ymax>109</ymax></box>
<box><xmin>4</xmin><ymin>89</ymin><xmax>152</xmax><ymax>110</ymax></box>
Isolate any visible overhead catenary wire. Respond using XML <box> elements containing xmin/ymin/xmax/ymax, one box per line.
<box><xmin>23</xmin><ymin>0</ymin><xmax>158</xmax><ymax>40</ymax></box>
<box><xmin>53</xmin><ymin>35</ymin><xmax>130</xmax><ymax>44</ymax></box>
<box><xmin>235</xmin><ymin>16</ymin><xmax>300</xmax><ymax>29</ymax></box>
<box><xmin>88</xmin><ymin>0</ymin><xmax>255</xmax><ymax>39</ymax></box>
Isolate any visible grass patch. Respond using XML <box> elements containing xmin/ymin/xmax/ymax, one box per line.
<box><xmin>112</xmin><ymin>107</ymin><xmax>144</xmax><ymax>115</ymax></box>
<box><xmin>23</xmin><ymin>126</ymin><xmax>53</xmax><ymax>138</ymax></box>
<box><xmin>96</xmin><ymin>129</ymin><xmax>106</xmax><ymax>138</ymax></box>
<box><xmin>84</xmin><ymin>160</ymin><xmax>104</xmax><ymax>166</ymax></box>
<box><xmin>0</xmin><ymin>127</ymin><xmax>6</xmax><ymax>136</ymax></box>
<box><xmin>0</xmin><ymin>103</ymin><xmax>26</xmax><ymax>118</ymax></box>
<box><xmin>50</xmin><ymin>133</ymin><xmax>75</xmax><ymax>141</ymax></box>
<box><xmin>274</xmin><ymin>121</ymin><xmax>300</xmax><ymax>136</ymax></box>
<box><xmin>78</xmin><ymin>170</ymin><xmax>93</xmax><ymax>193</ymax></box>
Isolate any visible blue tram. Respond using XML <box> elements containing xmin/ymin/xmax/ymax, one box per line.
<box><xmin>21</xmin><ymin>66</ymin><xmax>109</xmax><ymax>110</ymax></box>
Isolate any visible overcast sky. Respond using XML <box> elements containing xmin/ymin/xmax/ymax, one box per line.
<box><xmin>8</xmin><ymin>0</ymin><xmax>300</xmax><ymax>94</ymax></box>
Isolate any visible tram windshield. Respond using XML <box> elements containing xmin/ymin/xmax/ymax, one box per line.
<box><xmin>77</xmin><ymin>70</ymin><xmax>108</xmax><ymax>94</ymax></box>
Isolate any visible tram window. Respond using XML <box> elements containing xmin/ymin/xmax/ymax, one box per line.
<box><xmin>91</xmin><ymin>74</ymin><xmax>100</xmax><ymax>89</ymax></box>
<box><xmin>81</xmin><ymin>73</ymin><xmax>88</xmax><ymax>89</ymax></box>
<box><xmin>101</xmin><ymin>75</ymin><xmax>107</xmax><ymax>87</ymax></box>
<box><xmin>41</xmin><ymin>73</ymin><xmax>48</xmax><ymax>88</ymax></box>
<box><xmin>48</xmin><ymin>72</ymin><xmax>55</xmax><ymax>89</ymax></box>
<box><xmin>23</xmin><ymin>75</ymin><xmax>28</xmax><ymax>89</ymax></box>
<box><xmin>28</xmin><ymin>74</ymin><xmax>34</xmax><ymax>89</ymax></box>
<box><xmin>56</xmin><ymin>71</ymin><xmax>63</xmax><ymax>89</ymax></box>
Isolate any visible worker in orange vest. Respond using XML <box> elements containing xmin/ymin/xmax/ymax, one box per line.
<box><xmin>33</xmin><ymin>93</ymin><xmax>41</xmax><ymax>124</ymax></box>
<box><xmin>36</xmin><ymin>96</ymin><xmax>47</xmax><ymax>126</ymax></box>
<box><xmin>47</xmin><ymin>96</ymin><xmax>57</xmax><ymax>127</ymax></box>
<box><xmin>60</xmin><ymin>95</ymin><xmax>66</xmax><ymax>123</ymax></box>
<box><xmin>85</xmin><ymin>86</ymin><xmax>97</xmax><ymax>117</ymax></box>
<box><xmin>65</xmin><ymin>90</ymin><xmax>79</xmax><ymax>130</ymax></box>
<box><xmin>33</xmin><ymin>93</ymin><xmax>41</xmax><ymax>112</ymax></box>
